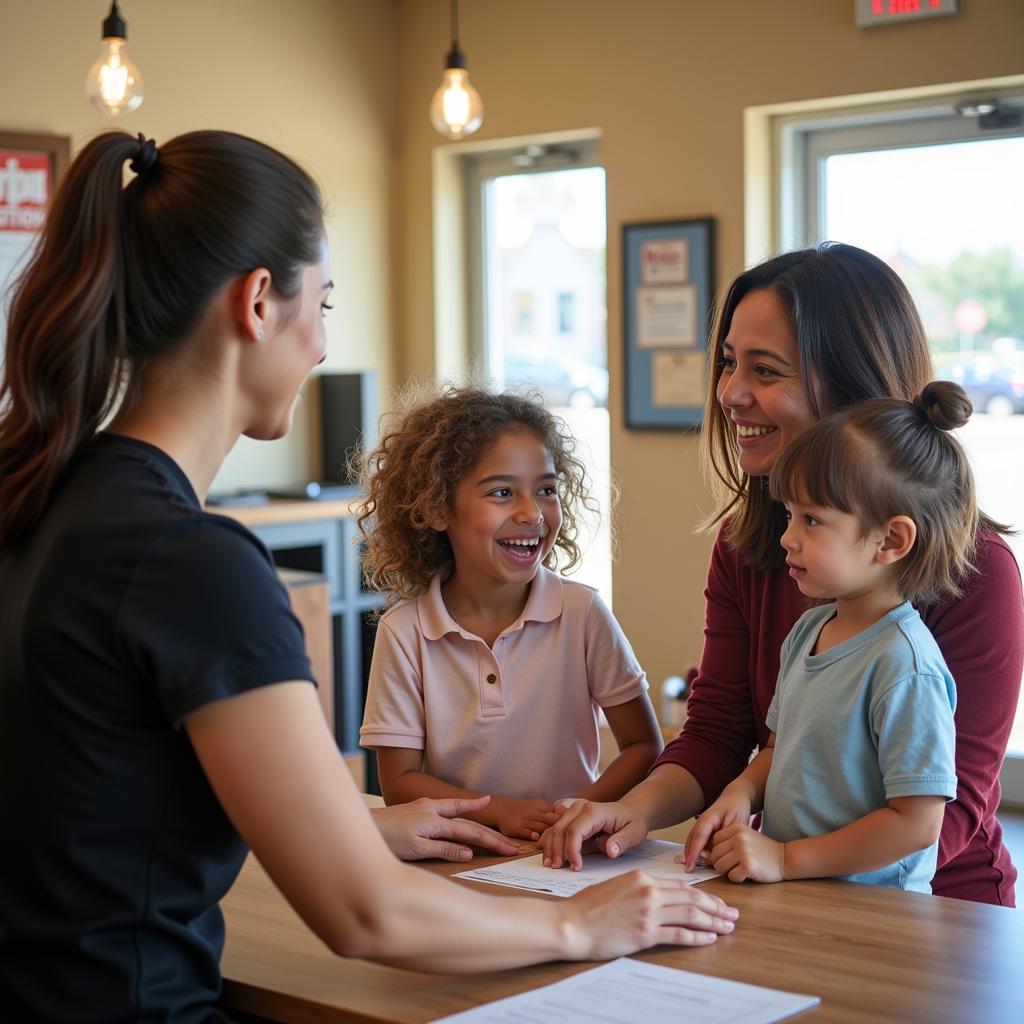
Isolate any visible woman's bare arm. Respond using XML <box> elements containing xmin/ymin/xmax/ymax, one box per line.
<box><xmin>187</xmin><ymin>683</ymin><xmax>738</xmax><ymax>971</ymax></box>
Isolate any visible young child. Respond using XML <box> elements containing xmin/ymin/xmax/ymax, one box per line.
<box><xmin>357</xmin><ymin>386</ymin><xmax>663</xmax><ymax>841</ymax></box>
<box><xmin>683</xmin><ymin>381</ymin><xmax>978</xmax><ymax>892</ymax></box>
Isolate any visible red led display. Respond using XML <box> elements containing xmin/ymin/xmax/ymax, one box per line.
<box><xmin>858</xmin><ymin>0</ymin><xmax>956</xmax><ymax>26</ymax></box>
<box><xmin>873</xmin><ymin>1</ymin><xmax>923</xmax><ymax>14</ymax></box>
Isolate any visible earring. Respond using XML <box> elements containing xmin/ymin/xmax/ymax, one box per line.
<box><xmin>256</xmin><ymin>328</ymin><xmax>264</xmax><ymax>341</ymax></box>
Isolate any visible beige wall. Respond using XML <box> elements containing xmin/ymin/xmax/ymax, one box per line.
<box><xmin>4</xmin><ymin>2</ymin><xmax>1023</xmax><ymax>685</ymax></box>
<box><xmin>0</xmin><ymin>0</ymin><xmax>396</xmax><ymax>493</ymax></box>
<box><xmin>394</xmin><ymin>0</ymin><xmax>1024</xmax><ymax>687</ymax></box>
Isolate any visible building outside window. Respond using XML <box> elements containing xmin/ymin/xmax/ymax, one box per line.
<box><xmin>512</xmin><ymin>291</ymin><xmax>533</xmax><ymax>334</ymax></box>
<box><xmin>558</xmin><ymin>290</ymin><xmax>575</xmax><ymax>334</ymax></box>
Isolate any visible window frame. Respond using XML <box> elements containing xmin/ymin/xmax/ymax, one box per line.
<box><xmin>463</xmin><ymin>140</ymin><xmax>603</xmax><ymax>380</ymax></box>
<box><xmin>778</xmin><ymin>94</ymin><xmax>1024</xmax><ymax>251</ymax></box>
<box><xmin>777</xmin><ymin>91</ymin><xmax>1024</xmax><ymax>804</ymax></box>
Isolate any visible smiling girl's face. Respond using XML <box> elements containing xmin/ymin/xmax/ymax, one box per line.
<box><xmin>715</xmin><ymin>288</ymin><xmax>816</xmax><ymax>478</ymax></box>
<box><xmin>435</xmin><ymin>427</ymin><xmax>562</xmax><ymax>595</ymax></box>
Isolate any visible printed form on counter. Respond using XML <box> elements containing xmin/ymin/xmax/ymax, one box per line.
<box><xmin>454</xmin><ymin>839</ymin><xmax>717</xmax><ymax>897</ymax></box>
<box><xmin>430</xmin><ymin>957</ymin><xmax>820</xmax><ymax>1024</ymax></box>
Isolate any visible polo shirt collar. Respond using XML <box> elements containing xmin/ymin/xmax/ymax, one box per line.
<box><xmin>418</xmin><ymin>567</ymin><xmax>564</xmax><ymax>641</ymax></box>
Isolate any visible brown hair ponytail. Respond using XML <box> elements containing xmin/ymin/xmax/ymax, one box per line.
<box><xmin>0</xmin><ymin>133</ymin><xmax>139</xmax><ymax>555</ymax></box>
<box><xmin>0</xmin><ymin>129</ymin><xmax>323</xmax><ymax>556</ymax></box>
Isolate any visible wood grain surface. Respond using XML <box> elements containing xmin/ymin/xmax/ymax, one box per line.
<box><xmin>221</xmin><ymin>823</ymin><xmax>1024</xmax><ymax>1023</ymax></box>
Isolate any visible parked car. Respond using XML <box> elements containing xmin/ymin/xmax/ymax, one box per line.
<box><xmin>502</xmin><ymin>352</ymin><xmax>609</xmax><ymax>408</ymax></box>
<box><xmin>939</xmin><ymin>354</ymin><xmax>1024</xmax><ymax>416</ymax></box>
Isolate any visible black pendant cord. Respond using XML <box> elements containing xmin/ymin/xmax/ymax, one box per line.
<box><xmin>445</xmin><ymin>0</ymin><xmax>467</xmax><ymax>69</ymax></box>
<box><xmin>103</xmin><ymin>0</ymin><xmax>127</xmax><ymax>40</ymax></box>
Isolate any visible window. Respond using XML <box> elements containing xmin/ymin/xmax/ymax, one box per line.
<box><xmin>780</xmin><ymin>95</ymin><xmax>1024</xmax><ymax>799</ymax></box>
<box><xmin>513</xmin><ymin>291</ymin><xmax>534</xmax><ymax>334</ymax></box>
<box><xmin>558</xmin><ymin>291</ymin><xmax>575</xmax><ymax>334</ymax></box>
<box><xmin>466</xmin><ymin>142</ymin><xmax>611</xmax><ymax>600</ymax></box>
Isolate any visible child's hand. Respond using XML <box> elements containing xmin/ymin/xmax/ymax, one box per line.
<box><xmin>681</xmin><ymin>785</ymin><xmax>753</xmax><ymax>870</ymax></box>
<box><xmin>488</xmin><ymin>796</ymin><xmax>560</xmax><ymax>841</ymax></box>
<box><xmin>552</xmin><ymin>797</ymin><xmax>584</xmax><ymax>817</ymax></box>
<box><xmin>540</xmin><ymin>798</ymin><xmax>651</xmax><ymax>870</ymax></box>
<box><xmin>705</xmin><ymin>824</ymin><xmax>786</xmax><ymax>883</ymax></box>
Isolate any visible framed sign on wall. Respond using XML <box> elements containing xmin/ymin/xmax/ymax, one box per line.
<box><xmin>622</xmin><ymin>217</ymin><xmax>714</xmax><ymax>429</ymax></box>
<box><xmin>1</xmin><ymin>131</ymin><xmax>71</xmax><ymax>351</ymax></box>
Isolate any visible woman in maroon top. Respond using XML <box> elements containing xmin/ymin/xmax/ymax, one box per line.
<box><xmin>543</xmin><ymin>243</ymin><xmax>1023</xmax><ymax>905</ymax></box>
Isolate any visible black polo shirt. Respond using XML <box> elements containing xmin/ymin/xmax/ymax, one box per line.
<box><xmin>0</xmin><ymin>434</ymin><xmax>314</xmax><ymax>1022</ymax></box>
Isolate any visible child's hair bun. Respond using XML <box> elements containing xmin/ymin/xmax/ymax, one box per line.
<box><xmin>915</xmin><ymin>380</ymin><xmax>972</xmax><ymax>431</ymax></box>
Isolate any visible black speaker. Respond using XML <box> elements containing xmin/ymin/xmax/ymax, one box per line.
<box><xmin>319</xmin><ymin>372</ymin><xmax>378</xmax><ymax>486</ymax></box>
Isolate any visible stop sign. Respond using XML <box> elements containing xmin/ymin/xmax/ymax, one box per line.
<box><xmin>954</xmin><ymin>300</ymin><xmax>987</xmax><ymax>334</ymax></box>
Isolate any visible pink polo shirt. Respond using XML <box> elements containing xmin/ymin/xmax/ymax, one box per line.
<box><xmin>359</xmin><ymin>568</ymin><xmax>649</xmax><ymax>803</ymax></box>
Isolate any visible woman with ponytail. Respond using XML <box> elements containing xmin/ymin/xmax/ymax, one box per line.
<box><xmin>0</xmin><ymin>132</ymin><xmax>737</xmax><ymax>1022</ymax></box>
<box><xmin>545</xmin><ymin>243</ymin><xmax>1024</xmax><ymax>908</ymax></box>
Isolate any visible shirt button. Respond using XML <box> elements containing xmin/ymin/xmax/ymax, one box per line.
<box><xmin>486</xmin><ymin>673</ymin><xmax>497</xmax><ymax>684</ymax></box>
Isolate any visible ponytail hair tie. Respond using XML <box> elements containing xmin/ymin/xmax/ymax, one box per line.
<box><xmin>130</xmin><ymin>134</ymin><xmax>160</xmax><ymax>176</ymax></box>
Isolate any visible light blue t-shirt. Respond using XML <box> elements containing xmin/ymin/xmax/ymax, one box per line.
<box><xmin>763</xmin><ymin>601</ymin><xmax>957</xmax><ymax>893</ymax></box>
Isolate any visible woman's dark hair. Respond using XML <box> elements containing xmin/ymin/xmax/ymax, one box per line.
<box><xmin>700</xmin><ymin>241</ymin><xmax>1006</xmax><ymax>571</ymax></box>
<box><xmin>355</xmin><ymin>384</ymin><xmax>597</xmax><ymax>604</ymax></box>
<box><xmin>770</xmin><ymin>381</ymin><xmax>989</xmax><ymax>604</ymax></box>
<box><xmin>0</xmin><ymin>130</ymin><xmax>323</xmax><ymax>556</ymax></box>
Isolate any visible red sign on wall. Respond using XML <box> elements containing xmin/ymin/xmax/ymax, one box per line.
<box><xmin>856</xmin><ymin>0</ymin><xmax>957</xmax><ymax>27</ymax></box>
<box><xmin>0</xmin><ymin>150</ymin><xmax>52</xmax><ymax>233</ymax></box>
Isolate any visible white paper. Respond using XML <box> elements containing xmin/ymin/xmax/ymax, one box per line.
<box><xmin>430</xmin><ymin>956</ymin><xmax>820</xmax><ymax>1024</ymax></box>
<box><xmin>454</xmin><ymin>839</ymin><xmax>717</xmax><ymax>897</ymax></box>
<box><xmin>652</xmin><ymin>350</ymin><xmax>706</xmax><ymax>408</ymax></box>
<box><xmin>636</xmin><ymin>284</ymin><xmax>698</xmax><ymax>348</ymax></box>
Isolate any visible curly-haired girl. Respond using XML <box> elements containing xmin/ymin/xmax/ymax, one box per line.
<box><xmin>357</xmin><ymin>386</ymin><xmax>663</xmax><ymax>841</ymax></box>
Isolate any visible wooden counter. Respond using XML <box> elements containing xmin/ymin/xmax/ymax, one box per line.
<box><xmin>211</xmin><ymin>497</ymin><xmax>359</xmax><ymax>529</ymax></box>
<box><xmin>220</xmin><ymin>815</ymin><xmax>1024</xmax><ymax>1023</ymax></box>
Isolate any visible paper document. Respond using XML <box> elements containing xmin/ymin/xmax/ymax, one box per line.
<box><xmin>430</xmin><ymin>956</ymin><xmax>820</xmax><ymax>1023</ymax></box>
<box><xmin>454</xmin><ymin>839</ymin><xmax>717</xmax><ymax>897</ymax></box>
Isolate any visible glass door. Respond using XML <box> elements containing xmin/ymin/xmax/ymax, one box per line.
<box><xmin>791</xmin><ymin>103</ymin><xmax>1024</xmax><ymax>801</ymax></box>
<box><xmin>467</xmin><ymin>146</ymin><xmax>612</xmax><ymax>600</ymax></box>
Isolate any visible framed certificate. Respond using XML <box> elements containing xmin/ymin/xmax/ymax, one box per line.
<box><xmin>622</xmin><ymin>217</ymin><xmax>714</xmax><ymax>429</ymax></box>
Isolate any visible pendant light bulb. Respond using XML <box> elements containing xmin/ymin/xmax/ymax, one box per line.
<box><xmin>430</xmin><ymin>62</ymin><xmax>484</xmax><ymax>140</ymax></box>
<box><xmin>430</xmin><ymin>1</ymin><xmax>483</xmax><ymax>140</ymax></box>
<box><xmin>86</xmin><ymin>3</ymin><xmax>144</xmax><ymax>116</ymax></box>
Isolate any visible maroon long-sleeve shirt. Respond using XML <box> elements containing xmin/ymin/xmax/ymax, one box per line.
<box><xmin>656</xmin><ymin>527</ymin><xmax>1023</xmax><ymax>906</ymax></box>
